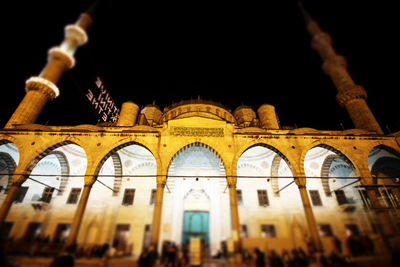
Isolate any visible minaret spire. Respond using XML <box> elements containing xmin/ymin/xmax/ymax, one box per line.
<box><xmin>5</xmin><ymin>3</ymin><xmax>96</xmax><ymax>128</ymax></box>
<box><xmin>299</xmin><ymin>3</ymin><xmax>383</xmax><ymax>134</ymax></box>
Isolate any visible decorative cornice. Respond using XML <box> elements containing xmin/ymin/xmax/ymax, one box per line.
<box><xmin>336</xmin><ymin>85</ymin><xmax>367</xmax><ymax>107</ymax></box>
<box><xmin>48</xmin><ymin>47</ymin><xmax>76</xmax><ymax>68</ymax></box>
<box><xmin>65</xmin><ymin>24</ymin><xmax>88</xmax><ymax>46</ymax></box>
<box><xmin>25</xmin><ymin>76</ymin><xmax>60</xmax><ymax>99</ymax></box>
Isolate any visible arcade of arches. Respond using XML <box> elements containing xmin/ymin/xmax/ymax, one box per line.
<box><xmin>1</xmin><ymin>3</ymin><xmax>399</xmax><ymax>265</ymax></box>
<box><xmin>1</xmin><ymin>110</ymin><xmax>400</xmax><ymax>260</ymax></box>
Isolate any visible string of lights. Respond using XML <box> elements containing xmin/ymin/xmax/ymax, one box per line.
<box><xmin>4</xmin><ymin>172</ymin><xmax>395</xmax><ymax>194</ymax></box>
<box><xmin>1</xmin><ymin>173</ymin><xmax>397</xmax><ymax>179</ymax></box>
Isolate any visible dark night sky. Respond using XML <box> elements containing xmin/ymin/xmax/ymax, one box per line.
<box><xmin>1</xmin><ymin>1</ymin><xmax>399</xmax><ymax>132</ymax></box>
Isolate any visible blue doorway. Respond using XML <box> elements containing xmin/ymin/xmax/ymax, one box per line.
<box><xmin>182</xmin><ymin>211</ymin><xmax>210</xmax><ymax>245</ymax></box>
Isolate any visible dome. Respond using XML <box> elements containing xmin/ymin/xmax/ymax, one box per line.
<box><xmin>233</xmin><ymin>105</ymin><xmax>256</xmax><ymax>126</ymax></box>
<box><xmin>161</xmin><ymin>99</ymin><xmax>236</xmax><ymax>123</ymax></box>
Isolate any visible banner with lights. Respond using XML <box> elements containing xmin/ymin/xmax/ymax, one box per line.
<box><xmin>85</xmin><ymin>77</ymin><xmax>120</xmax><ymax>123</ymax></box>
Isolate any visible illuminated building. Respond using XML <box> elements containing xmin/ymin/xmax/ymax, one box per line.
<box><xmin>0</xmin><ymin>3</ymin><xmax>399</xmax><ymax>266</ymax></box>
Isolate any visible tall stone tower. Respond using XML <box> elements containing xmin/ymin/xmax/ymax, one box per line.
<box><xmin>5</xmin><ymin>4</ymin><xmax>95</xmax><ymax>128</ymax></box>
<box><xmin>301</xmin><ymin>4</ymin><xmax>383</xmax><ymax>134</ymax></box>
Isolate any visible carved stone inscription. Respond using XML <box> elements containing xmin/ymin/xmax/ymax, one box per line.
<box><xmin>171</xmin><ymin>127</ymin><xmax>224</xmax><ymax>137</ymax></box>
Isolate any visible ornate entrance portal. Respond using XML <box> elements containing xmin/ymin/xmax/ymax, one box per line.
<box><xmin>161</xmin><ymin>143</ymin><xmax>231</xmax><ymax>255</ymax></box>
<box><xmin>182</xmin><ymin>211</ymin><xmax>210</xmax><ymax>245</ymax></box>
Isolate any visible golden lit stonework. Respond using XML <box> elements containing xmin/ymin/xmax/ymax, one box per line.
<box><xmin>0</xmin><ymin>3</ymin><xmax>399</xmax><ymax>267</ymax></box>
<box><xmin>25</xmin><ymin>76</ymin><xmax>60</xmax><ymax>98</ymax></box>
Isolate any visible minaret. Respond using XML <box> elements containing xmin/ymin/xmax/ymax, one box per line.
<box><xmin>5</xmin><ymin>4</ymin><xmax>96</xmax><ymax>128</ymax></box>
<box><xmin>300</xmin><ymin>4</ymin><xmax>383</xmax><ymax>134</ymax></box>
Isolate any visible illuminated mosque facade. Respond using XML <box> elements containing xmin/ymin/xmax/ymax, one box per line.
<box><xmin>0</xmin><ymin>4</ymin><xmax>399</xmax><ymax>264</ymax></box>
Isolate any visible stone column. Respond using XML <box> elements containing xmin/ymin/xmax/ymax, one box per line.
<box><xmin>65</xmin><ymin>176</ymin><xmax>96</xmax><ymax>248</ymax></box>
<box><xmin>227</xmin><ymin>176</ymin><xmax>241</xmax><ymax>252</ymax></box>
<box><xmin>151</xmin><ymin>177</ymin><xmax>166</xmax><ymax>247</ymax></box>
<box><xmin>296</xmin><ymin>180</ymin><xmax>323</xmax><ymax>252</ymax></box>
<box><xmin>0</xmin><ymin>175</ymin><xmax>26</xmax><ymax>224</ymax></box>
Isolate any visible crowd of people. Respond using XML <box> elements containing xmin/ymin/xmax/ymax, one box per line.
<box><xmin>136</xmin><ymin>240</ymin><xmax>356</xmax><ymax>267</ymax></box>
<box><xmin>1</xmin><ymin>236</ymin><xmax>115</xmax><ymax>258</ymax></box>
<box><xmin>134</xmin><ymin>234</ymin><xmax>384</xmax><ymax>267</ymax></box>
<box><xmin>138</xmin><ymin>241</ymin><xmax>191</xmax><ymax>267</ymax></box>
<box><xmin>345</xmin><ymin>233</ymin><xmax>374</xmax><ymax>256</ymax></box>
<box><xmin>1</xmin><ymin>233</ymin><xmax>398</xmax><ymax>267</ymax></box>
<box><xmin>240</xmin><ymin>247</ymin><xmax>350</xmax><ymax>267</ymax></box>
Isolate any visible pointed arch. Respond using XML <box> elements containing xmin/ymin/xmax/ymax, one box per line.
<box><xmin>270</xmin><ymin>154</ymin><xmax>282</xmax><ymax>196</ymax></box>
<box><xmin>369</xmin><ymin>145</ymin><xmax>400</xmax><ymax>185</ymax></box>
<box><xmin>320</xmin><ymin>155</ymin><xmax>337</xmax><ymax>196</ymax></box>
<box><xmin>372</xmin><ymin>157</ymin><xmax>400</xmax><ymax>178</ymax></box>
<box><xmin>0</xmin><ymin>139</ymin><xmax>19</xmax><ymax>168</ymax></box>
<box><xmin>368</xmin><ymin>144</ymin><xmax>400</xmax><ymax>159</ymax></box>
<box><xmin>20</xmin><ymin>141</ymin><xmax>87</xmax><ymax>198</ymax></box>
<box><xmin>49</xmin><ymin>151</ymin><xmax>70</xmax><ymax>195</ymax></box>
<box><xmin>0</xmin><ymin>152</ymin><xmax>17</xmax><ymax>193</ymax></box>
<box><xmin>0</xmin><ymin>139</ymin><xmax>19</xmax><ymax>149</ymax></box>
<box><xmin>236</xmin><ymin>143</ymin><xmax>296</xmax><ymax>200</ymax></box>
<box><xmin>161</xmin><ymin>141</ymin><xmax>230</xmax><ymax>253</ymax></box>
<box><xmin>110</xmin><ymin>153</ymin><xmax>122</xmax><ymax>196</ymax></box>
<box><xmin>95</xmin><ymin>141</ymin><xmax>156</xmax><ymax>176</ymax></box>
<box><xmin>26</xmin><ymin>141</ymin><xmax>83</xmax><ymax>174</ymax></box>
<box><xmin>315</xmin><ymin>144</ymin><xmax>355</xmax><ymax>169</ymax></box>
<box><xmin>239</xmin><ymin>143</ymin><xmax>294</xmax><ymax>175</ymax></box>
<box><xmin>306</xmin><ymin>144</ymin><xmax>357</xmax><ymax>196</ymax></box>
<box><xmin>168</xmin><ymin>142</ymin><xmax>227</xmax><ymax>176</ymax></box>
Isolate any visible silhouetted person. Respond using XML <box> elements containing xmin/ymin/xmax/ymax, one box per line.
<box><xmin>281</xmin><ymin>249</ymin><xmax>291</xmax><ymax>266</ymax></box>
<box><xmin>138</xmin><ymin>245</ymin><xmax>158</xmax><ymax>267</ymax></box>
<box><xmin>254</xmin><ymin>248</ymin><xmax>266</xmax><ymax>267</ymax></box>
<box><xmin>347</xmin><ymin>233</ymin><xmax>362</xmax><ymax>256</ymax></box>
<box><xmin>50</xmin><ymin>244</ymin><xmax>76</xmax><ymax>267</ymax></box>
<box><xmin>329</xmin><ymin>251</ymin><xmax>348</xmax><ymax>267</ymax></box>
<box><xmin>333</xmin><ymin>235</ymin><xmax>343</xmax><ymax>253</ymax></box>
<box><xmin>289</xmin><ymin>248</ymin><xmax>308</xmax><ymax>267</ymax></box>
<box><xmin>149</xmin><ymin>245</ymin><xmax>159</xmax><ymax>266</ymax></box>
<box><xmin>319</xmin><ymin>254</ymin><xmax>330</xmax><ymax>267</ymax></box>
<box><xmin>0</xmin><ymin>245</ymin><xmax>10</xmax><ymax>267</ymax></box>
<box><xmin>241</xmin><ymin>248</ymin><xmax>252</xmax><ymax>264</ymax></box>
<box><xmin>161</xmin><ymin>241</ymin><xmax>170</xmax><ymax>265</ymax></box>
<box><xmin>391</xmin><ymin>237</ymin><xmax>400</xmax><ymax>267</ymax></box>
<box><xmin>269</xmin><ymin>249</ymin><xmax>284</xmax><ymax>267</ymax></box>
<box><xmin>361</xmin><ymin>234</ymin><xmax>374</xmax><ymax>254</ymax></box>
<box><xmin>138</xmin><ymin>247</ymin><xmax>151</xmax><ymax>267</ymax></box>
<box><xmin>166</xmin><ymin>243</ymin><xmax>178</xmax><ymax>267</ymax></box>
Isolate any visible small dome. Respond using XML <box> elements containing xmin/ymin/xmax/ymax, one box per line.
<box><xmin>140</xmin><ymin>105</ymin><xmax>163</xmax><ymax>126</ymax></box>
<box><xmin>234</xmin><ymin>105</ymin><xmax>256</xmax><ymax>126</ymax></box>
